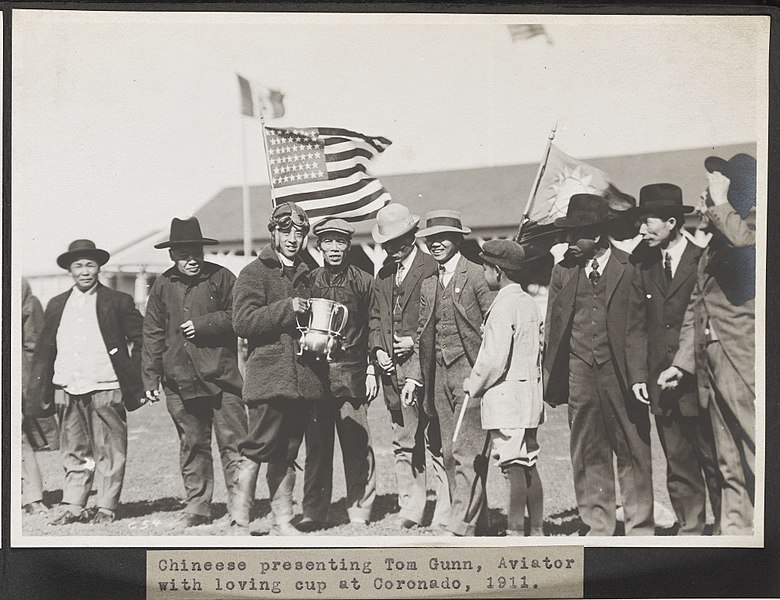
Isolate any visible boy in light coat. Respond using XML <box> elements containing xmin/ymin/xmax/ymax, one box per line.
<box><xmin>463</xmin><ymin>239</ymin><xmax>545</xmax><ymax>536</ymax></box>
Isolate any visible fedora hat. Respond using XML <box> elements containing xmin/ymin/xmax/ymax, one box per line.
<box><xmin>553</xmin><ymin>193</ymin><xmax>614</xmax><ymax>229</ymax></box>
<box><xmin>416</xmin><ymin>210</ymin><xmax>472</xmax><ymax>238</ymax></box>
<box><xmin>372</xmin><ymin>203</ymin><xmax>420</xmax><ymax>244</ymax></box>
<box><xmin>57</xmin><ymin>239</ymin><xmax>110</xmax><ymax>270</ymax></box>
<box><xmin>154</xmin><ymin>217</ymin><xmax>219</xmax><ymax>249</ymax></box>
<box><xmin>633</xmin><ymin>183</ymin><xmax>694</xmax><ymax>217</ymax></box>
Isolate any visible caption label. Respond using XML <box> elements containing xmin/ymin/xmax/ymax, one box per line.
<box><xmin>147</xmin><ymin>547</ymin><xmax>583</xmax><ymax>599</ymax></box>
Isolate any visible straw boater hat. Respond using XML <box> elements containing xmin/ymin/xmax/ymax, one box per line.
<box><xmin>154</xmin><ymin>217</ymin><xmax>219</xmax><ymax>249</ymax></box>
<box><xmin>57</xmin><ymin>239</ymin><xmax>110</xmax><ymax>270</ymax></box>
<box><xmin>553</xmin><ymin>193</ymin><xmax>615</xmax><ymax>229</ymax></box>
<box><xmin>371</xmin><ymin>203</ymin><xmax>420</xmax><ymax>244</ymax></box>
<box><xmin>415</xmin><ymin>210</ymin><xmax>472</xmax><ymax>238</ymax></box>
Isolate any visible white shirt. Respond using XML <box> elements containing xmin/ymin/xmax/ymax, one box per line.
<box><xmin>584</xmin><ymin>247</ymin><xmax>611</xmax><ymax>278</ymax></box>
<box><xmin>438</xmin><ymin>252</ymin><xmax>461</xmax><ymax>288</ymax></box>
<box><xmin>663</xmin><ymin>235</ymin><xmax>688</xmax><ymax>278</ymax></box>
<box><xmin>53</xmin><ymin>284</ymin><xmax>119</xmax><ymax>395</ymax></box>
<box><xmin>395</xmin><ymin>246</ymin><xmax>418</xmax><ymax>285</ymax></box>
<box><xmin>277</xmin><ymin>251</ymin><xmax>295</xmax><ymax>267</ymax></box>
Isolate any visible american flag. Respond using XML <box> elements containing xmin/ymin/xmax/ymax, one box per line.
<box><xmin>264</xmin><ymin>126</ymin><xmax>392</xmax><ymax>222</ymax></box>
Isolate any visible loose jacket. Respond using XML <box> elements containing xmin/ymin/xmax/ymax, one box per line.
<box><xmin>368</xmin><ymin>248</ymin><xmax>439</xmax><ymax>410</ymax></box>
<box><xmin>406</xmin><ymin>254</ymin><xmax>495</xmax><ymax>416</ymax></box>
<box><xmin>543</xmin><ymin>246</ymin><xmax>635</xmax><ymax>407</ymax></box>
<box><xmin>464</xmin><ymin>284</ymin><xmax>545</xmax><ymax>430</ymax></box>
<box><xmin>26</xmin><ymin>283</ymin><xmax>144</xmax><ymax>416</ymax></box>
<box><xmin>142</xmin><ymin>261</ymin><xmax>243</xmax><ymax>398</ymax></box>
<box><xmin>626</xmin><ymin>239</ymin><xmax>703</xmax><ymax>416</ymax></box>
<box><xmin>232</xmin><ymin>244</ymin><xmax>326</xmax><ymax>405</ymax></box>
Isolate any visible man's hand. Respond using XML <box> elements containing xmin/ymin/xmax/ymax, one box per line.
<box><xmin>375</xmin><ymin>349</ymin><xmax>394</xmax><ymax>374</ymax></box>
<box><xmin>291</xmin><ymin>297</ymin><xmax>310</xmax><ymax>314</ymax></box>
<box><xmin>401</xmin><ymin>380</ymin><xmax>418</xmax><ymax>407</ymax></box>
<box><xmin>144</xmin><ymin>390</ymin><xmax>161</xmax><ymax>405</ymax></box>
<box><xmin>631</xmin><ymin>383</ymin><xmax>650</xmax><ymax>405</ymax></box>
<box><xmin>707</xmin><ymin>171</ymin><xmax>730</xmax><ymax>206</ymax></box>
<box><xmin>658</xmin><ymin>366</ymin><xmax>683</xmax><ymax>390</ymax></box>
<box><xmin>180</xmin><ymin>320</ymin><xmax>196</xmax><ymax>339</ymax></box>
<box><xmin>393</xmin><ymin>334</ymin><xmax>414</xmax><ymax>360</ymax></box>
<box><xmin>366</xmin><ymin>374</ymin><xmax>379</xmax><ymax>403</ymax></box>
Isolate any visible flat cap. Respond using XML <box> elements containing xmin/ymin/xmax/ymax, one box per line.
<box><xmin>312</xmin><ymin>217</ymin><xmax>355</xmax><ymax>237</ymax></box>
<box><xmin>479</xmin><ymin>239</ymin><xmax>526</xmax><ymax>271</ymax></box>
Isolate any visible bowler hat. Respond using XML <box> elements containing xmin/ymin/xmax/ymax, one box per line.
<box><xmin>479</xmin><ymin>239</ymin><xmax>527</xmax><ymax>271</ymax></box>
<box><xmin>553</xmin><ymin>194</ymin><xmax>614</xmax><ymax>229</ymax></box>
<box><xmin>313</xmin><ymin>217</ymin><xmax>355</xmax><ymax>237</ymax></box>
<box><xmin>416</xmin><ymin>210</ymin><xmax>472</xmax><ymax>238</ymax></box>
<box><xmin>633</xmin><ymin>183</ymin><xmax>694</xmax><ymax>217</ymax></box>
<box><xmin>372</xmin><ymin>203</ymin><xmax>420</xmax><ymax>244</ymax></box>
<box><xmin>57</xmin><ymin>239</ymin><xmax>110</xmax><ymax>270</ymax></box>
<box><xmin>154</xmin><ymin>217</ymin><xmax>219</xmax><ymax>249</ymax></box>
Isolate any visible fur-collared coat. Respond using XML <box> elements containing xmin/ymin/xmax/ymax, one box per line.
<box><xmin>232</xmin><ymin>244</ymin><xmax>326</xmax><ymax>405</ymax></box>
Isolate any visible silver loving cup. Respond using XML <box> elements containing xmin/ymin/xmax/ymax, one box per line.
<box><xmin>296</xmin><ymin>298</ymin><xmax>349</xmax><ymax>362</ymax></box>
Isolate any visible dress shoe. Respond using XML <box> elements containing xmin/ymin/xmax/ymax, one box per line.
<box><xmin>398</xmin><ymin>518</ymin><xmax>419</xmax><ymax>530</ymax></box>
<box><xmin>296</xmin><ymin>517</ymin><xmax>324</xmax><ymax>532</ymax></box>
<box><xmin>178</xmin><ymin>513</ymin><xmax>212</xmax><ymax>528</ymax></box>
<box><xmin>91</xmin><ymin>509</ymin><xmax>116</xmax><ymax>524</ymax></box>
<box><xmin>49</xmin><ymin>508</ymin><xmax>90</xmax><ymax>526</ymax></box>
<box><xmin>23</xmin><ymin>501</ymin><xmax>49</xmax><ymax>515</ymax></box>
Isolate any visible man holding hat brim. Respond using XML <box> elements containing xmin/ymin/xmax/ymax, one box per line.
<box><xmin>543</xmin><ymin>193</ymin><xmax>655</xmax><ymax>536</ymax></box>
<box><xmin>462</xmin><ymin>240</ymin><xmax>546</xmax><ymax>536</ymax></box>
<box><xmin>625</xmin><ymin>184</ymin><xmax>722</xmax><ymax>535</ymax></box>
<box><xmin>142</xmin><ymin>217</ymin><xmax>248</xmax><ymax>527</ymax></box>
<box><xmin>402</xmin><ymin>210</ymin><xmax>495</xmax><ymax>536</ymax></box>
<box><xmin>658</xmin><ymin>153</ymin><xmax>757</xmax><ymax>535</ymax></box>
<box><xmin>27</xmin><ymin>239</ymin><xmax>144</xmax><ymax>525</ymax></box>
<box><xmin>298</xmin><ymin>217</ymin><xmax>379</xmax><ymax>531</ymax></box>
<box><xmin>231</xmin><ymin>201</ymin><xmax>327</xmax><ymax>535</ymax></box>
<box><xmin>368</xmin><ymin>203</ymin><xmax>451</xmax><ymax>530</ymax></box>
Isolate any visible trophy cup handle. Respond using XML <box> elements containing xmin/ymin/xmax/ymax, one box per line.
<box><xmin>331</xmin><ymin>304</ymin><xmax>349</xmax><ymax>335</ymax></box>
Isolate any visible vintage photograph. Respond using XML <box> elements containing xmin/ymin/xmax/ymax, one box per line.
<box><xmin>10</xmin><ymin>10</ymin><xmax>767</xmax><ymax>547</ymax></box>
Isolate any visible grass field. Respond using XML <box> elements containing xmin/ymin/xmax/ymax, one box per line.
<box><xmin>22</xmin><ymin>391</ymin><xmax>690</xmax><ymax>538</ymax></box>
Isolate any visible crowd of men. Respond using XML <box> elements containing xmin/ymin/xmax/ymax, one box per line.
<box><xmin>21</xmin><ymin>151</ymin><xmax>756</xmax><ymax>537</ymax></box>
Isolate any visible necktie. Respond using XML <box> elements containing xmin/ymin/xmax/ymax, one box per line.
<box><xmin>588</xmin><ymin>258</ymin><xmax>600</xmax><ymax>286</ymax></box>
<box><xmin>664</xmin><ymin>252</ymin><xmax>673</xmax><ymax>283</ymax></box>
<box><xmin>395</xmin><ymin>263</ymin><xmax>405</xmax><ymax>286</ymax></box>
<box><xmin>439</xmin><ymin>265</ymin><xmax>447</xmax><ymax>288</ymax></box>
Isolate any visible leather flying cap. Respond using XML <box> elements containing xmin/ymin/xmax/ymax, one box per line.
<box><xmin>57</xmin><ymin>239</ymin><xmax>111</xmax><ymax>270</ymax></box>
<box><xmin>312</xmin><ymin>217</ymin><xmax>355</xmax><ymax>237</ymax></box>
<box><xmin>269</xmin><ymin>201</ymin><xmax>310</xmax><ymax>232</ymax></box>
<box><xmin>416</xmin><ymin>210</ymin><xmax>472</xmax><ymax>238</ymax></box>
<box><xmin>479</xmin><ymin>239</ymin><xmax>526</xmax><ymax>271</ymax></box>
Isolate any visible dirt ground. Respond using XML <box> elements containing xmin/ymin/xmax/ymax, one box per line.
<box><xmin>21</xmin><ymin>392</ymin><xmax>698</xmax><ymax>538</ymax></box>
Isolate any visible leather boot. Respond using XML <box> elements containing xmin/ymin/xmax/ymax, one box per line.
<box><xmin>268</xmin><ymin>461</ymin><xmax>301</xmax><ymax>536</ymax></box>
<box><xmin>231</xmin><ymin>458</ymin><xmax>260</xmax><ymax>529</ymax></box>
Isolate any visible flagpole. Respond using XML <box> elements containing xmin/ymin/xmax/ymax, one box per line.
<box><xmin>514</xmin><ymin>122</ymin><xmax>557</xmax><ymax>242</ymax></box>
<box><xmin>257</xmin><ymin>110</ymin><xmax>277</xmax><ymax>207</ymax></box>
<box><xmin>240</xmin><ymin>115</ymin><xmax>254</xmax><ymax>259</ymax></box>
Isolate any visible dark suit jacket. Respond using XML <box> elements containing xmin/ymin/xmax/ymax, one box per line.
<box><xmin>543</xmin><ymin>246</ymin><xmax>635</xmax><ymax>407</ymax></box>
<box><xmin>674</xmin><ymin>203</ymin><xmax>756</xmax><ymax>404</ymax></box>
<box><xmin>26</xmin><ymin>283</ymin><xmax>145</xmax><ymax>417</ymax></box>
<box><xmin>368</xmin><ymin>248</ymin><xmax>438</xmax><ymax>410</ymax></box>
<box><xmin>626</xmin><ymin>240</ymin><xmax>703</xmax><ymax>416</ymax></box>
<box><xmin>407</xmin><ymin>254</ymin><xmax>495</xmax><ymax>416</ymax></box>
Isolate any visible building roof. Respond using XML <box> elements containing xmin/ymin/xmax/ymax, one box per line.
<box><xmin>194</xmin><ymin>142</ymin><xmax>756</xmax><ymax>250</ymax></box>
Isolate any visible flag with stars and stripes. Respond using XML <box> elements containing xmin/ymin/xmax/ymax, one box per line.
<box><xmin>263</xmin><ymin>126</ymin><xmax>392</xmax><ymax>223</ymax></box>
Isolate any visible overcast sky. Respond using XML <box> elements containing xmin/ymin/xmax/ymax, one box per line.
<box><xmin>12</xmin><ymin>11</ymin><xmax>767</xmax><ymax>275</ymax></box>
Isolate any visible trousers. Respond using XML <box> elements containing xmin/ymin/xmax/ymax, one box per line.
<box><xmin>567</xmin><ymin>355</ymin><xmax>654</xmax><ymax>535</ymax></box>
<box><xmin>59</xmin><ymin>389</ymin><xmax>127</xmax><ymax>511</ymax></box>
<box><xmin>165</xmin><ymin>388</ymin><xmax>247</xmax><ymax>517</ymax></box>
